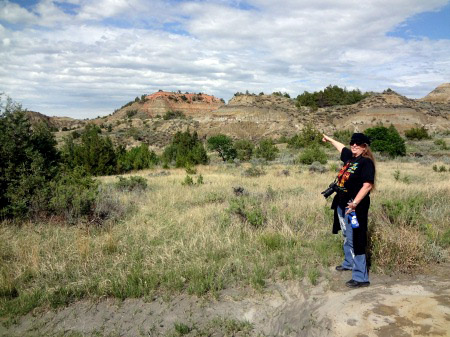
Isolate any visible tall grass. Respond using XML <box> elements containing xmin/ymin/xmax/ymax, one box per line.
<box><xmin>1</xmin><ymin>162</ymin><xmax>449</xmax><ymax>318</ymax></box>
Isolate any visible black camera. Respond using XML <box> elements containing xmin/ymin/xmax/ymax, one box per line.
<box><xmin>321</xmin><ymin>182</ymin><xmax>338</xmax><ymax>198</ymax></box>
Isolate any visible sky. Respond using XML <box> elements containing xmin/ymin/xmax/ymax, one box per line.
<box><xmin>0</xmin><ymin>0</ymin><xmax>450</xmax><ymax>118</ymax></box>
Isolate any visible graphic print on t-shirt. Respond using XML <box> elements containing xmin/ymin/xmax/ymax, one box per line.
<box><xmin>337</xmin><ymin>161</ymin><xmax>359</xmax><ymax>191</ymax></box>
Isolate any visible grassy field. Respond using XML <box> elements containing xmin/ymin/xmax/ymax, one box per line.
<box><xmin>1</xmin><ymin>151</ymin><xmax>449</xmax><ymax>319</ymax></box>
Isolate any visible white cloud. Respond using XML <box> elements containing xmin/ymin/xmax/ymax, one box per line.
<box><xmin>0</xmin><ymin>1</ymin><xmax>38</xmax><ymax>24</ymax></box>
<box><xmin>0</xmin><ymin>0</ymin><xmax>449</xmax><ymax>117</ymax></box>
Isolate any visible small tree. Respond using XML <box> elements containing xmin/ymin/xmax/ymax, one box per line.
<box><xmin>233</xmin><ymin>139</ymin><xmax>254</xmax><ymax>161</ymax></box>
<box><xmin>288</xmin><ymin>123</ymin><xmax>323</xmax><ymax>148</ymax></box>
<box><xmin>162</xmin><ymin>130</ymin><xmax>208</xmax><ymax>167</ymax></box>
<box><xmin>255</xmin><ymin>139</ymin><xmax>279</xmax><ymax>161</ymax></box>
<box><xmin>207</xmin><ymin>134</ymin><xmax>236</xmax><ymax>162</ymax></box>
<box><xmin>117</xmin><ymin>144</ymin><xmax>159</xmax><ymax>172</ymax></box>
<box><xmin>365</xmin><ymin>125</ymin><xmax>406</xmax><ymax>157</ymax></box>
<box><xmin>61</xmin><ymin>124</ymin><xmax>117</xmax><ymax>175</ymax></box>
<box><xmin>0</xmin><ymin>96</ymin><xmax>59</xmax><ymax>218</ymax></box>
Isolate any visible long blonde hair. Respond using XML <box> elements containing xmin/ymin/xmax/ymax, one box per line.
<box><xmin>362</xmin><ymin>145</ymin><xmax>376</xmax><ymax>190</ymax></box>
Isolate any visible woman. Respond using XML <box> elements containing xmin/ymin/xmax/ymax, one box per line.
<box><xmin>322</xmin><ymin>132</ymin><xmax>375</xmax><ymax>288</ymax></box>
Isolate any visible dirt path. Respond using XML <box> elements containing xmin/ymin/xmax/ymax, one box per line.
<box><xmin>2</xmin><ymin>264</ymin><xmax>449</xmax><ymax>336</ymax></box>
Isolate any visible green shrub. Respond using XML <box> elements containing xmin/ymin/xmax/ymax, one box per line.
<box><xmin>393</xmin><ymin>170</ymin><xmax>410</xmax><ymax>184</ymax></box>
<box><xmin>207</xmin><ymin>134</ymin><xmax>236</xmax><ymax>162</ymax></box>
<box><xmin>182</xmin><ymin>175</ymin><xmax>194</xmax><ymax>186</ymax></box>
<box><xmin>433</xmin><ymin>139</ymin><xmax>448</xmax><ymax>150</ymax></box>
<box><xmin>298</xmin><ymin>145</ymin><xmax>328</xmax><ymax>165</ymax></box>
<box><xmin>260</xmin><ymin>233</ymin><xmax>285</xmax><ymax>251</ymax></box>
<box><xmin>242</xmin><ymin>166</ymin><xmax>265</xmax><ymax>177</ymax></box>
<box><xmin>228</xmin><ymin>196</ymin><xmax>266</xmax><ymax>228</ymax></box>
<box><xmin>174</xmin><ymin>322</ymin><xmax>191</xmax><ymax>335</ymax></box>
<box><xmin>233</xmin><ymin>139</ymin><xmax>254</xmax><ymax>161</ymax></box>
<box><xmin>365</xmin><ymin>124</ymin><xmax>406</xmax><ymax>157</ymax></box>
<box><xmin>162</xmin><ymin>130</ymin><xmax>208</xmax><ymax>168</ymax></box>
<box><xmin>126</xmin><ymin>109</ymin><xmax>138</xmax><ymax>118</ymax></box>
<box><xmin>49</xmin><ymin>167</ymin><xmax>99</xmax><ymax>223</ymax></box>
<box><xmin>431</xmin><ymin>164</ymin><xmax>447</xmax><ymax>172</ymax></box>
<box><xmin>163</xmin><ymin>110</ymin><xmax>185</xmax><ymax>120</ymax></box>
<box><xmin>288</xmin><ymin>123</ymin><xmax>323</xmax><ymax>149</ymax></box>
<box><xmin>115</xmin><ymin>176</ymin><xmax>148</xmax><ymax>192</ymax></box>
<box><xmin>380</xmin><ymin>194</ymin><xmax>427</xmax><ymax>227</ymax></box>
<box><xmin>185</xmin><ymin>165</ymin><xmax>197</xmax><ymax>174</ymax></box>
<box><xmin>404</xmin><ymin>126</ymin><xmax>430</xmax><ymax>140</ymax></box>
<box><xmin>181</xmin><ymin>174</ymin><xmax>204</xmax><ymax>186</ymax></box>
<box><xmin>197</xmin><ymin>174</ymin><xmax>204</xmax><ymax>185</ymax></box>
<box><xmin>254</xmin><ymin>138</ymin><xmax>278</xmax><ymax>161</ymax></box>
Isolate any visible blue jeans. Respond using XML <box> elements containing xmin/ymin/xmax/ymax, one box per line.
<box><xmin>337</xmin><ymin>206</ymin><xmax>369</xmax><ymax>282</ymax></box>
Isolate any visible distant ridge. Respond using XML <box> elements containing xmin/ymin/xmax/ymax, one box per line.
<box><xmin>421</xmin><ymin>83</ymin><xmax>450</xmax><ymax>103</ymax></box>
<box><xmin>23</xmin><ymin>85</ymin><xmax>450</xmax><ymax>149</ymax></box>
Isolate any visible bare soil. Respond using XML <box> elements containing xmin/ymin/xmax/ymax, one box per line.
<box><xmin>1</xmin><ymin>263</ymin><xmax>449</xmax><ymax>337</ymax></box>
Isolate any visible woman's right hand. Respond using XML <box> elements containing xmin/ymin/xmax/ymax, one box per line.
<box><xmin>322</xmin><ymin>134</ymin><xmax>345</xmax><ymax>153</ymax></box>
<box><xmin>322</xmin><ymin>134</ymin><xmax>332</xmax><ymax>143</ymax></box>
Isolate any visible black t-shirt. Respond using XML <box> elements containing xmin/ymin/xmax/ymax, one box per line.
<box><xmin>335</xmin><ymin>147</ymin><xmax>375</xmax><ymax>208</ymax></box>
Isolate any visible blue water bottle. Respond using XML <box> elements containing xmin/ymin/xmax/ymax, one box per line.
<box><xmin>348</xmin><ymin>211</ymin><xmax>359</xmax><ymax>229</ymax></box>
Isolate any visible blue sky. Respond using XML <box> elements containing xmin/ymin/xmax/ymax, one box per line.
<box><xmin>1</xmin><ymin>0</ymin><xmax>450</xmax><ymax>118</ymax></box>
<box><xmin>388</xmin><ymin>3</ymin><xmax>450</xmax><ymax>40</ymax></box>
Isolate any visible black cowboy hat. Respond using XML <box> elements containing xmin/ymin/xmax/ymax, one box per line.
<box><xmin>350</xmin><ymin>133</ymin><xmax>371</xmax><ymax>146</ymax></box>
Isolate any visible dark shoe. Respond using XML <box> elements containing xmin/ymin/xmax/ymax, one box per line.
<box><xmin>336</xmin><ymin>265</ymin><xmax>352</xmax><ymax>271</ymax></box>
<box><xmin>346</xmin><ymin>279</ymin><xmax>370</xmax><ymax>288</ymax></box>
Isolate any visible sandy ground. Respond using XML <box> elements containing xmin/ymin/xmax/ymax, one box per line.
<box><xmin>1</xmin><ymin>263</ymin><xmax>449</xmax><ymax>337</ymax></box>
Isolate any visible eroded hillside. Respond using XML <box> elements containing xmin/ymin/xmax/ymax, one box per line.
<box><xmin>30</xmin><ymin>84</ymin><xmax>450</xmax><ymax>149</ymax></box>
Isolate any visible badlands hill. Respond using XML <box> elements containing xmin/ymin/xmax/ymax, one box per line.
<box><xmin>32</xmin><ymin>85</ymin><xmax>450</xmax><ymax>148</ymax></box>
<box><xmin>421</xmin><ymin>83</ymin><xmax>450</xmax><ymax>103</ymax></box>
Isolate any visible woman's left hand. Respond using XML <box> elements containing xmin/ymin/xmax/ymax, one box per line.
<box><xmin>345</xmin><ymin>201</ymin><xmax>357</xmax><ymax>214</ymax></box>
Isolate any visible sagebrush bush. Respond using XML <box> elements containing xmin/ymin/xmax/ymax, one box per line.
<box><xmin>115</xmin><ymin>176</ymin><xmax>148</xmax><ymax>192</ymax></box>
<box><xmin>309</xmin><ymin>161</ymin><xmax>327</xmax><ymax>173</ymax></box>
<box><xmin>228</xmin><ymin>196</ymin><xmax>266</xmax><ymax>228</ymax></box>
<box><xmin>93</xmin><ymin>184</ymin><xmax>133</xmax><ymax>224</ymax></box>
<box><xmin>242</xmin><ymin>166</ymin><xmax>265</xmax><ymax>177</ymax></box>
<box><xmin>434</xmin><ymin>139</ymin><xmax>448</xmax><ymax>150</ymax></box>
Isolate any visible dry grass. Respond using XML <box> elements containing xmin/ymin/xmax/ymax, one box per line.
<box><xmin>1</xmin><ymin>160</ymin><xmax>449</xmax><ymax>318</ymax></box>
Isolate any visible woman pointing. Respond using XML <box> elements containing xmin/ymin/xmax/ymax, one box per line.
<box><xmin>322</xmin><ymin>132</ymin><xmax>376</xmax><ymax>288</ymax></box>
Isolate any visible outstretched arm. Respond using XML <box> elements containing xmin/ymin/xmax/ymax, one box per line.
<box><xmin>322</xmin><ymin>134</ymin><xmax>345</xmax><ymax>153</ymax></box>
